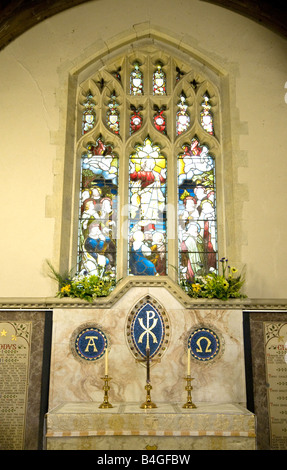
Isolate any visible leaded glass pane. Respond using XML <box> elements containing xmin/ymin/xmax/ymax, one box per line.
<box><xmin>153</xmin><ymin>106</ymin><xmax>166</xmax><ymax>134</ymax></box>
<box><xmin>200</xmin><ymin>92</ymin><xmax>214</xmax><ymax>135</ymax></box>
<box><xmin>78</xmin><ymin>137</ymin><xmax>118</xmax><ymax>278</ymax></box>
<box><xmin>178</xmin><ymin>137</ymin><xmax>217</xmax><ymax>282</ymax></box>
<box><xmin>129</xmin><ymin>137</ymin><xmax>167</xmax><ymax>275</ymax></box>
<box><xmin>107</xmin><ymin>91</ymin><xmax>120</xmax><ymax>134</ymax></box>
<box><xmin>130</xmin><ymin>62</ymin><xmax>143</xmax><ymax>95</ymax></box>
<box><xmin>130</xmin><ymin>105</ymin><xmax>143</xmax><ymax>134</ymax></box>
<box><xmin>176</xmin><ymin>92</ymin><xmax>190</xmax><ymax>135</ymax></box>
<box><xmin>82</xmin><ymin>92</ymin><xmax>96</xmax><ymax>135</ymax></box>
<box><xmin>153</xmin><ymin>62</ymin><xmax>166</xmax><ymax>95</ymax></box>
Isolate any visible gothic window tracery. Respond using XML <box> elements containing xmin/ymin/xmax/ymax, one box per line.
<box><xmin>76</xmin><ymin>46</ymin><xmax>220</xmax><ymax>286</ymax></box>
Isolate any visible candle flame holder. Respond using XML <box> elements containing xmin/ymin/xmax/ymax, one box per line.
<box><xmin>99</xmin><ymin>375</ymin><xmax>113</xmax><ymax>409</ymax></box>
<box><xmin>182</xmin><ymin>375</ymin><xmax>196</xmax><ymax>409</ymax></box>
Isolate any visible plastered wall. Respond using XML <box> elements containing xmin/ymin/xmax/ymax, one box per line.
<box><xmin>0</xmin><ymin>0</ymin><xmax>286</xmax><ymax>299</ymax></box>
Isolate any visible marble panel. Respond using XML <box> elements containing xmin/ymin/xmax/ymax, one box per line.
<box><xmin>48</xmin><ymin>287</ymin><xmax>246</xmax><ymax>409</ymax></box>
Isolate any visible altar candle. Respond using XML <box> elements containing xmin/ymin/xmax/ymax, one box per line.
<box><xmin>105</xmin><ymin>348</ymin><xmax>108</xmax><ymax>376</ymax></box>
<box><xmin>187</xmin><ymin>348</ymin><xmax>191</xmax><ymax>376</ymax></box>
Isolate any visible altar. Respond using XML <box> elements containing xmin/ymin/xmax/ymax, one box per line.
<box><xmin>45</xmin><ymin>284</ymin><xmax>256</xmax><ymax>450</ymax></box>
<box><xmin>45</xmin><ymin>401</ymin><xmax>256</xmax><ymax>450</ymax></box>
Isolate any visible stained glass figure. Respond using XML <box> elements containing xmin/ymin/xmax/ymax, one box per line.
<box><xmin>153</xmin><ymin>62</ymin><xmax>166</xmax><ymax>95</ymax></box>
<box><xmin>129</xmin><ymin>136</ymin><xmax>167</xmax><ymax>275</ymax></box>
<box><xmin>82</xmin><ymin>92</ymin><xmax>96</xmax><ymax>135</ymax></box>
<box><xmin>130</xmin><ymin>62</ymin><xmax>143</xmax><ymax>95</ymax></box>
<box><xmin>130</xmin><ymin>105</ymin><xmax>143</xmax><ymax>134</ymax></box>
<box><xmin>178</xmin><ymin>137</ymin><xmax>217</xmax><ymax>282</ymax></box>
<box><xmin>106</xmin><ymin>91</ymin><xmax>120</xmax><ymax>134</ymax></box>
<box><xmin>153</xmin><ymin>105</ymin><xmax>166</xmax><ymax>134</ymax></box>
<box><xmin>200</xmin><ymin>92</ymin><xmax>214</xmax><ymax>135</ymax></box>
<box><xmin>176</xmin><ymin>92</ymin><xmax>190</xmax><ymax>135</ymax></box>
<box><xmin>78</xmin><ymin>137</ymin><xmax>118</xmax><ymax>278</ymax></box>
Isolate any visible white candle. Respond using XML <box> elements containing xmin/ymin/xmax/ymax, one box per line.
<box><xmin>105</xmin><ymin>348</ymin><xmax>108</xmax><ymax>376</ymax></box>
<box><xmin>187</xmin><ymin>348</ymin><xmax>191</xmax><ymax>376</ymax></box>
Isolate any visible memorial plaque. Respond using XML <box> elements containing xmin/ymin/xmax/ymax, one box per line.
<box><xmin>264</xmin><ymin>322</ymin><xmax>287</xmax><ymax>450</ymax></box>
<box><xmin>0</xmin><ymin>321</ymin><xmax>32</xmax><ymax>450</ymax></box>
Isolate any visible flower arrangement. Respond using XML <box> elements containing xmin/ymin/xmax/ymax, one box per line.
<box><xmin>180</xmin><ymin>257</ymin><xmax>246</xmax><ymax>301</ymax></box>
<box><xmin>47</xmin><ymin>261</ymin><xmax>116</xmax><ymax>303</ymax></box>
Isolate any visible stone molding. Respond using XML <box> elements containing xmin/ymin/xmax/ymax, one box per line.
<box><xmin>0</xmin><ymin>276</ymin><xmax>286</xmax><ymax>310</ymax></box>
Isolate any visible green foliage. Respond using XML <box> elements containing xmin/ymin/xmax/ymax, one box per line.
<box><xmin>181</xmin><ymin>257</ymin><xmax>246</xmax><ymax>301</ymax></box>
<box><xmin>46</xmin><ymin>260</ymin><xmax>116</xmax><ymax>303</ymax></box>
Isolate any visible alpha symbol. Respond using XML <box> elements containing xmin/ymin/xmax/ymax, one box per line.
<box><xmin>84</xmin><ymin>335</ymin><xmax>99</xmax><ymax>352</ymax></box>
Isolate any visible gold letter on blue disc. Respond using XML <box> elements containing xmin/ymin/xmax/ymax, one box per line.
<box><xmin>188</xmin><ymin>328</ymin><xmax>220</xmax><ymax>362</ymax></box>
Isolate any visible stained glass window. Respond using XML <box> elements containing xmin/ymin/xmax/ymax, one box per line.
<box><xmin>130</xmin><ymin>62</ymin><xmax>143</xmax><ymax>95</ymax></box>
<box><xmin>129</xmin><ymin>137</ymin><xmax>167</xmax><ymax>276</ymax></box>
<box><xmin>107</xmin><ymin>91</ymin><xmax>120</xmax><ymax>134</ymax></box>
<box><xmin>76</xmin><ymin>47</ymin><xmax>220</xmax><ymax>288</ymax></box>
<box><xmin>200</xmin><ymin>92</ymin><xmax>214</xmax><ymax>135</ymax></box>
<box><xmin>178</xmin><ymin>137</ymin><xmax>217</xmax><ymax>282</ymax></box>
<box><xmin>153</xmin><ymin>62</ymin><xmax>166</xmax><ymax>95</ymax></box>
<box><xmin>78</xmin><ymin>137</ymin><xmax>118</xmax><ymax>278</ymax></box>
<box><xmin>82</xmin><ymin>92</ymin><xmax>96</xmax><ymax>135</ymax></box>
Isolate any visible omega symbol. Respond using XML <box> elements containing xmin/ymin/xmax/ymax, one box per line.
<box><xmin>196</xmin><ymin>336</ymin><xmax>212</xmax><ymax>353</ymax></box>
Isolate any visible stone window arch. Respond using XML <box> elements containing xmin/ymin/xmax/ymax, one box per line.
<box><xmin>62</xmin><ymin>36</ymin><xmax>228</xmax><ymax>290</ymax></box>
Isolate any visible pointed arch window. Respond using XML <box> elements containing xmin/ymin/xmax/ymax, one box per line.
<box><xmin>75</xmin><ymin>44</ymin><xmax>220</xmax><ymax>288</ymax></box>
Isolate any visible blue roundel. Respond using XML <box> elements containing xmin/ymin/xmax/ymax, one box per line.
<box><xmin>131</xmin><ymin>302</ymin><xmax>165</xmax><ymax>359</ymax></box>
<box><xmin>75</xmin><ymin>327</ymin><xmax>107</xmax><ymax>362</ymax></box>
<box><xmin>188</xmin><ymin>328</ymin><xmax>220</xmax><ymax>362</ymax></box>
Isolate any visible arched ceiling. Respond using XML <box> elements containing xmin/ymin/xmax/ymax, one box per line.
<box><xmin>0</xmin><ymin>0</ymin><xmax>286</xmax><ymax>51</ymax></box>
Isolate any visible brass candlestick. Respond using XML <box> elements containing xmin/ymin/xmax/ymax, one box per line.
<box><xmin>182</xmin><ymin>375</ymin><xmax>196</xmax><ymax>409</ymax></box>
<box><xmin>99</xmin><ymin>375</ymin><xmax>113</xmax><ymax>408</ymax></box>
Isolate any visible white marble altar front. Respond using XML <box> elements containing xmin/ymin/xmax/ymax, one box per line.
<box><xmin>45</xmin><ymin>402</ymin><xmax>255</xmax><ymax>450</ymax></box>
<box><xmin>48</xmin><ymin>286</ymin><xmax>247</xmax><ymax>409</ymax></box>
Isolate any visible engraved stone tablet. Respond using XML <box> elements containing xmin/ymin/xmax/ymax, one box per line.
<box><xmin>0</xmin><ymin>321</ymin><xmax>32</xmax><ymax>450</ymax></box>
<box><xmin>264</xmin><ymin>322</ymin><xmax>287</xmax><ymax>450</ymax></box>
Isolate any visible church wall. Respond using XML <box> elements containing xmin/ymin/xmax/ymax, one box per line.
<box><xmin>0</xmin><ymin>0</ymin><xmax>286</xmax><ymax>300</ymax></box>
